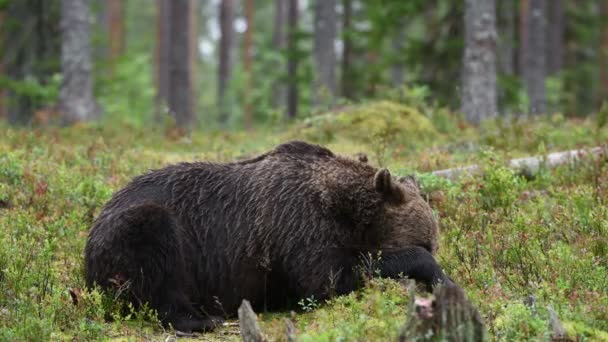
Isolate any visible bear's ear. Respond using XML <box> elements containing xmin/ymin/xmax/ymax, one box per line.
<box><xmin>374</xmin><ymin>168</ymin><xmax>405</xmax><ymax>203</ymax></box>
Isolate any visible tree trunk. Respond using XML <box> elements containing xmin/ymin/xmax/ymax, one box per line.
<box><xmin>341</xmin><ymin>0</ymin><xmax>354</xmax><ymax>99</ymax></box>
<box><xmin>243</xmin><ymin>0</ymin><xmax>254</xmax><ymax>130</ymax></box>
<box><xmin>60</xmin><ymin>0</ymin><xmax>99</xmax><ymax>125</ymax></box>
<box><xmin>155</xmin><ymin>0</ymin><xmax>171</xmax><ymax>121</ymax></box>
<box><xmin>271</xmin><ymin>0</ymin><xmax>288</xmax><ymax>109</ymax></box>
<box><xmin>286</xmin><ymin>0</ymin><xmax>299</xmax><ymax>119</ymax></box>
<box><xmin>218</xmin><ymin>0</ymin><xmax>234</xmax><ymax>125</ymax></box>
<box><xmin>497</xmin><ymin>0</ymin><xmax>515</xmax><ymax>75</ymax></box>
<box><xmin>313</xmin><ymin>0</ymin><xmax>337</xmax><ymax>107</ymax></box>
<box><xmin>546</xmin><ymin>0</ymin><xmax>564</xmax><ymax>75</ymax></box>
<box><xmin>167</xmin><ymin>0</ymin><xmax>194</xmax><ymax>132</ymax></box>
<box><xmin>600</xmin><ymin>0</ymin><xmax>608</xmax><ymax>104</ymax></box>
<box><xmin>522</xmin><ymin>0</ymin><xmax>547</xmax><ymax>115</ymax></box>
<box><xmin>3</xmin><ymin>0</ymin><xmax>61</xmax><ymax>124</ymax></box>
<box><xmin>391</xmin><ymin>23</ymin><xmax>406</xmax><ymax>87</ymax></box>
<box><xmin>107</xmin><ymin>0</ymin><xmax>124</xmax><ymax>70</ymax></box>
<box><xmin>461</xmin><ymin>0</ymin><xmax>497</xmax><ymax>125</ymax></box>
<box><xmin>518</xmin><ymin>0</ymin><xmax>529</xmax><ymax>76</ymax></box>
<box><xmin>0</xmin><ymin>11</ymin><xmax>5</xmax><ymax>120</ymax></box>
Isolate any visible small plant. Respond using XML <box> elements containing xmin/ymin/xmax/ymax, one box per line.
<box><xmin>298</xmin><ymin>296</ymin><xmax>320</xmax><ymax>313</ymax></box>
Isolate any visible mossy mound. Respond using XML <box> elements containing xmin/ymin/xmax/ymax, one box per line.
<box><xmin>288</xmin><ymin>101</ymin><xmax>440</xmax><ymax>148</ymax></box>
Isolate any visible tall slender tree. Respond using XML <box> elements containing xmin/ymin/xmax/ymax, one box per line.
<box><xmin>155</xmin><ymin>0</ymin><xmax>194</xmax><ymax>132</ymax></box>
<box><xmin>155</xmin><ymin>0</ymin><xmax>170</xmax><ymax>121</ymax></box>
<box><xmin>60</xmin><ymin>0</ymin><xmax>99</xmax><ymax>125</ymax></box>
<box><xmin>547</xmin><ymin>0</ymin><xmax>564</xmax><ymax>75</ymax></box>
<box><xmin>600</xmin><ymin>0</ymin><xmax>608</xmax><ymax>104</ymax></box>
<box><xmin>2</xmin><ymin>1</ymin><xmax>61</xmax><ymax>124</ymax></box>
<box><xmin>243</xmin><ymin>0</ymin><xmax>254</xmax><ymax>130</ymax></box>
<box><xmin>107</xmin><ymin>0</ymin><xmax>124</xmax><ymax>68</ymax></box>
<box><xmin>218</xmin><ymin>0</ymin><xmax>234</xmax><ymax>125</ymax></box>
<box><xmin>272</xmin><ymin>0</ymin><xmax>288</xmax><ymax>109</ymax></box>
<box><xmin>167</xmin><ymin>0</ymin><xmax>194</xmax><ymax>132</ymax></box>
<box><xmin>521</xmin><ymin>0</ymin><xmax>547</xmax><ymax>115</ymax></box>
<box><xmin>313</xmin><ymin>0</ymin><xmax>337</xmax><ymax>107</ymax></box>
<box><xmin>518</xmin><ymin>0</ymin><xmax>529</xmax><ymax>75</ymax></box>
<box><xmin>341</xmin><ymin>0</ymin><xmax>354</xmax><ymax>99</ymax></box>
<box><xmin>286</xmin><ymin>0</ymin><xmax>299</xmax><ymax>119</ymax></box>
<box><xmin>391</xmin><ymin>23</ymin><xmax>406</xmax><ymax>87</ymax></box>
<box><xmin>497</xmin><ymin>0</ymin><xmax>515</xmax><ymax>75</ymax></box>
<box><xmin>0</xmin><ymin>10</ymin><xmax>5</xmax><ymax>120</ymax></box>
<box><xmin>461</xmin><ymin>0</ymin><xmax>497</xmax><ymax>124</ymax></box>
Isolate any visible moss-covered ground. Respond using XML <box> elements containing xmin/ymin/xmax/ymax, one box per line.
<box><xmin>1</xmin><ymin>103</ymin><xmax>607</xmax><ymax>341</ymax></box>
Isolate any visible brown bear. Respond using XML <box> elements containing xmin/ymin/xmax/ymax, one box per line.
<box><xmin>84</xmin><ymin>141</ymin><xmax>452</xmax><ymax>332</ymax></box>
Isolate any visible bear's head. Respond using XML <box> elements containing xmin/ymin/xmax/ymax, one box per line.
<box><xmin>372</xmin><ymin>168</ymin><xmax>440</xmax><ymax>254</ymax></box>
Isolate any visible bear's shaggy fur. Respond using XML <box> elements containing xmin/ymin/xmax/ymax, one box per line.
<box><xmin>84</xmin><ymin>141</ymin><xmax>450</xmax><ymax>332</ymax></box>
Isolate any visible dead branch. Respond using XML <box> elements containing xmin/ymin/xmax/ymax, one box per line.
<box><xmin>431</xmin><ymin>146</ymin><xmax>606</xmax><ymax>181</ymax></box>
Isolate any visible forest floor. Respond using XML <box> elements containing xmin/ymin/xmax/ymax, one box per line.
<box><xmin>1</xmin><ymin>102</ymin><xmax>607</xmax><ymax>341</ymax></box>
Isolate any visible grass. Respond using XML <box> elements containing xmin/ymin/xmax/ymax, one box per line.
<box><xmin>0</xmin><ymin>103</ymin><xmax>607</xmax><ymax>341</ymax></box>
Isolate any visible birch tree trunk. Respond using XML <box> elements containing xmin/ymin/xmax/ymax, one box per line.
<box><xmin>60</xmin><ymin>0</ymin><xmax>99</xmax><ymax>125</ymax></box>
<box><xmin>461</xmin><ymin>0</ymin><xmax>497</xmax><ymax>125</ymax></box>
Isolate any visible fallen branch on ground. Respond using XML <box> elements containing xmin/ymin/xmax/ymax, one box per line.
<box><xmin>430</xmin><ymin>146</ymin><xmax>606</xmax><ymax>181</ymax></box>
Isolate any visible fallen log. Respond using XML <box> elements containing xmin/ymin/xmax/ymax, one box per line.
<box><xmin>431</xmin><ymin>146</ymin><xmax>606</xmax><ymax>181</ymax></box>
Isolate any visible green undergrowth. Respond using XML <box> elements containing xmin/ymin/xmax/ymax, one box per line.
<box><xmin>0</xmin><ymin>103</ymin><xmax>607</xmax><ymax>341</ymax></box>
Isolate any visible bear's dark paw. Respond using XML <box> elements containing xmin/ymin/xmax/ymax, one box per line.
<box><xmin>169</xmin><ymin>315</ymin><xmax>224</xmax><ymax>333</ymax></box>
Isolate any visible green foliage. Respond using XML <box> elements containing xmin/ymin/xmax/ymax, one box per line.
<box><xmin>478</xmin><ymin>150</ymin><xmax>524</xmax><ymax>212</ymax></box>
<box><xmin>0</xmin><ymin>151</ymin><xmax>23</xmax><ymax>185</ymax></box>
<box><xmin>292</xmin><ymin>101</ymin><xmax>439</xmax><ymax>164</ymax></box>
<box><xmin>95</xmin><ymin>53</ymin><xmax>156</xmax><ymax>129</ymax></box>
<box><xmin>0</xmin><ymin>113</ymin><xmax>607</xmax><ymax>340</ymax></box>
<box><xmin>0</xmin><ymin>74</ymin><xmax>61</xmax><ymax>108</ymax></box>
<box><xmin>494</xmin><ymin>303</ymin><xmax>549</xmax><ymax>340</ymax></box>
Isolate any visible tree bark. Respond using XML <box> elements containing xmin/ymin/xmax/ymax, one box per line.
<box><xmin>522</xmin><ymin>0</ymin><xmax>547</xmax><ymax>115</ymax></box>
<box><xmin>546</xmin><ymin>0</ymin><xmax>564</xmax><ymax>75</ymax></box>
<box><xmin>0</xmin><ymin>11</ymin><xmax>5</xmax><ymax>120</ymax></box>
<box><xmin>391</xmin><ymin>23</ymin><xmax>406</xmax><ymax>87</ymax></box>
<box><xmin>286</xmin><ymin>0</ymin><xmax>299</xmax><ymax>119</ymax></box>
<box><xmin>271</xmin><ymin>0</ymin><xmax>288</xmax><ymax>109</ymax></box>
<box><xmin>167</xmin><ymin>0</ymin><xmax>194</xmax><ymax>132</ymax></box>
<box><xmin>3</xmin><ymin>1</ymin><xmax>61</xmax><ymax>124</ymax></box>
<box><xmin>313</xmin><ymin>0</ymin><xmax>337</xmax><ymax>107</ymax></box>
<box><xmin>341</xmin><ymin>0</ymin><xmax>354</xmax><ymax>99</ymax></box>
<box><xmin>155</xmin><ymin>0</ymin><xmax>171</xmax><ymax>121</ymax></box>
<box><xmin>218</xmin><ymin>0</ymin><xmax>234</xmax><ymax>125</ymax></box>
<box><xmin>518</xmin><ymin>0</ymin><xmax>529</xmax><ymax>76</ymax></box>
<box><xmin>60</xmin><ymin>0</ymin><xmax>99</xmax><ymax>125</ymax></box>
<box><xmin>107</xmin><ymin>0</ymin><xmax>124</xmax><ymax>69</ymax></box>
<box><xmin>243</xmin><ymin>0</ymin><xmax>254</xmax><ymax>130</ymax></box>
<box><xmin>497</xmin><ymin>0</ymin><xmax>515</xmax><ymax>75</ymax></box>
<box><xmin>461</xmin><ymin>0</ymin><xmax>497</xmax><ymax>125</ymax></box>
<box><xmin>600</xmin><ymin>0</ymin><xmax>608</xmax><ymax>104</ymax></box>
